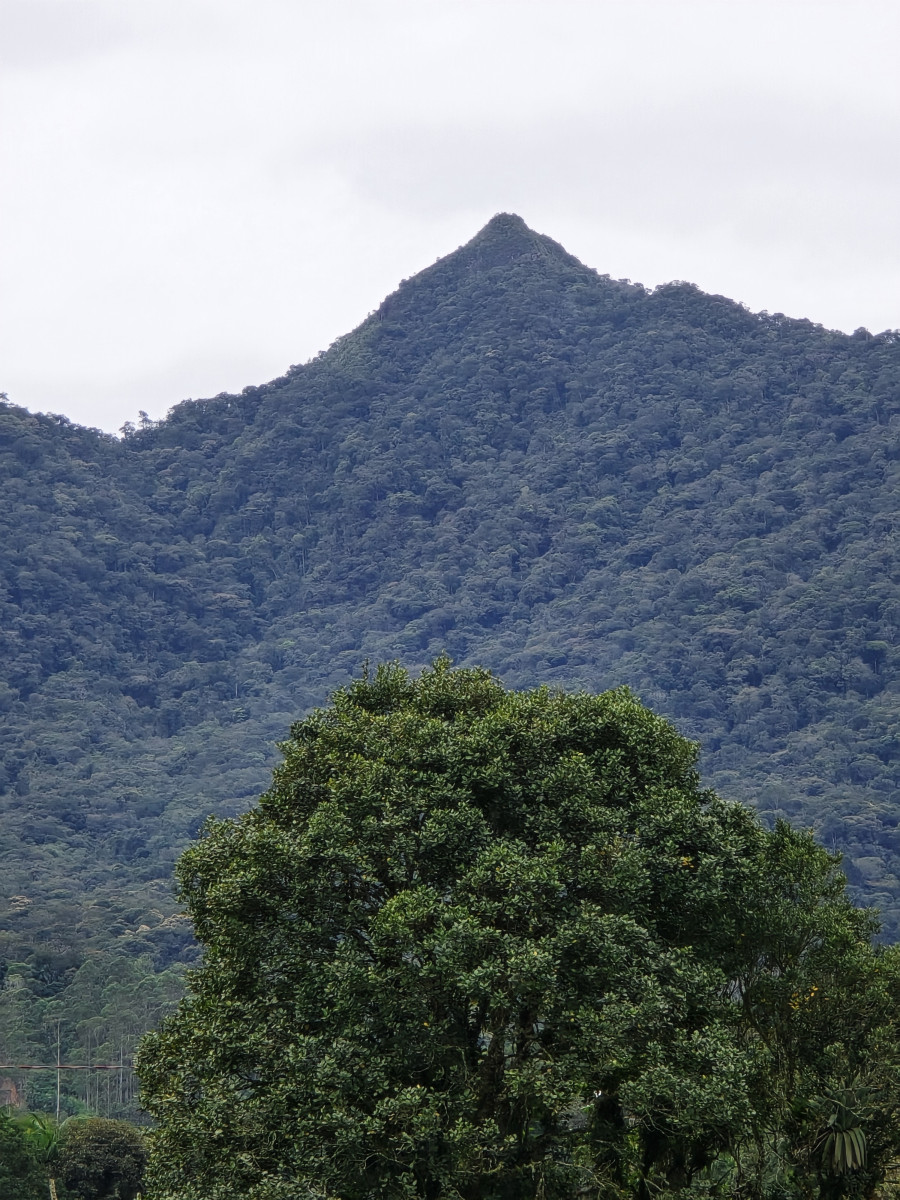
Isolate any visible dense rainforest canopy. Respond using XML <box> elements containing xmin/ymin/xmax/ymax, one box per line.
<box><xmin>137</xmin><ymin>661</ymin><xmax>900</xmax><ymax>1200</ymax></box>
<box><xmin>3</xmin><ymin>213</ymin><xmax>900</xmax><ymax>1105</ymax></box>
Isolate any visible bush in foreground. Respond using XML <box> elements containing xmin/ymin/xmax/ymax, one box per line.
<box><xmin>56</xmin><ymin>1117</ymin><xmax>147</xmax><ymax>1200</ymax></box>
<box><xmin>0</xmin><ymin>1107</ymin><xmax>44</xmax><ymax>1200</ymax></box>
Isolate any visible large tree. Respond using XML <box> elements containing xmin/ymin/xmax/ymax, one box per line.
<box><xmin>137</xmin><ymin>661</ymin><xmax>900</xmax><ymax>1199</ymax></box>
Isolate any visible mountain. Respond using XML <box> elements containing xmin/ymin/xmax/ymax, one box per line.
<box><xmin>3</xmin><ymin>212</ymin><xmax>900</xmax><ymax>1106</ymax></box>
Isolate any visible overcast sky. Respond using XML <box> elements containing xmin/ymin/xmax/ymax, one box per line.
<box><xmin>2</xmin><ymin>0</ymin><xmax>898</xmax><ymax>433</ymax></box>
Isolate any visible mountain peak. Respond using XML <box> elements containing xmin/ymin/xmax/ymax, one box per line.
<box><xmin>460</xmin><ymin>212</ymin><xmax>583</xmax><ymax>271</ymax></box>
<box><xmin>371</xmin><ymin>213</ymin><xmax>591</xmax><ymax>328</ymax></box>
<box><xmin>471</xmin><ymin>211</ymin><xmax>534</xmax><ymax>249</ymax></box>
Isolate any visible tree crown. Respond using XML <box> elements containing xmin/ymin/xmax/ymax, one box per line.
<box><xmin>138</xmin><ymin>661</ymin><xmax>895</xmax><ymax>1200</ymax></box>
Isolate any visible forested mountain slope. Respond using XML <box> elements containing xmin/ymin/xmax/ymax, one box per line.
<box><xmin>3</xmin><ymin>213</ymin><xmax>900</xmax><ymax>1087</ymax></box>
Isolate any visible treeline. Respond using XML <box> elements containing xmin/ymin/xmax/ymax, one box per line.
<box><xmin>3</xmin><ymin>213</ymin><xmax>900</xmax><ymax>1065</ymax></box>
<box><xmin>0</xmin><ymin>949</ymin><xmax>183</xmax><ymax>1120</ymax></box>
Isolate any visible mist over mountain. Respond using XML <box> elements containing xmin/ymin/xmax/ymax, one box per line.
<box><xmin>3</xmin><ymin>213</ymin><xmax>900</xmax><ymax>1097</ymax></box>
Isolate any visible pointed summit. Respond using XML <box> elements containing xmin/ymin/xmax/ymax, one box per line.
<box><xmin>371</xmin><ymin>213</ymin><xmax>593</xmax><ymax>328</ymax></box>
<box><xmin>454</xmin><ymin>212</ymin><xmax>586</xmax><ymax>272</ymax></box>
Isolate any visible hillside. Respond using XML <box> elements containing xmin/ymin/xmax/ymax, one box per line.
<box><xmin>3</xmin><ymin>213</ymin><xmax>900</xmax><ymax>1102</ymax></box>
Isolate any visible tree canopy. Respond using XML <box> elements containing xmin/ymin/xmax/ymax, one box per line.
<box><xmin>7</xmin><ymin>213</ymin><xmax>900</xmax><ymax>1110</ymax></box>
<box><xmin>137</xmin><ymin>661</ymin><xmax>900</xmax><ymax>1200</ymax></box>
<box><xmin>55</xmin><ymin>1117</ymin><xmax>147</xmax><ymax>1200</ymax></box>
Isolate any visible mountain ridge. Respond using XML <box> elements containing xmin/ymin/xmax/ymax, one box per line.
<box><xmin>3</xmin><ymin>214</ymin><xmax>900</xmax><ymax>1108</ymax></box>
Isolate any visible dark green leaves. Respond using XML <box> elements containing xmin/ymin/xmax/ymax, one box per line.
<box><xmin>138</xmin><ymin>663</ymin><xmax>897</xmax><ymax>1199</ymax></box>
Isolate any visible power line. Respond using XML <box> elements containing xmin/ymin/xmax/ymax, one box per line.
<box><xmin>0</xmin><ymin>1065</ymin><xmax>133</xmax><ymax>1075</ymax></box>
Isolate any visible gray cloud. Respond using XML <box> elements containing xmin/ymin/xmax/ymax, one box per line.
<box><xmin>2</xmin><ymin>0</ymin><xmax>899</xmax><ymax>431</ymax></box>
<box><xmin>311</xmin><ymin>93</ymin><xmax>896</xmax><ymax>222</ymax></box>
<box><xmin>0</xmin><ymin>0</ymin><xmax>134</xmax><ymax>68</ymax></box>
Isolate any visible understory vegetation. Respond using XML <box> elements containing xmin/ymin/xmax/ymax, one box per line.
<box><xmin>0</xmin><ymin>1109</ymin><xmax>146</xmax><ymax>1200</ymax></box>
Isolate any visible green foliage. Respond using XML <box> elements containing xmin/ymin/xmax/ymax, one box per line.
<box><xmin>56</xmin><ymin>1118</ymin><xmax>147</xmax><ymax>1200</ymax></box>
<box><xmin>0</xmin><ymin>1108</ymin><xmax>44</xmax><ymax>1200</ymax></box>
<box><xmin>16</xmin><ymin>1109</ymin><xmax>63</xmax><ymax>1158</ymax></box>
<box><xmin>0</xmin><ymin>952</ymin><xmax>186</xmax><ymax>1119</ymax></box>
<box><xmin>5</xmin><ymin>212</ymin><xmax>900</xmax><ymax>1085</ymax></box>
<box><xmin>137</xmin><ymin>662</ymin><xmax>900</xmax><ymax>1200</ymax></box>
